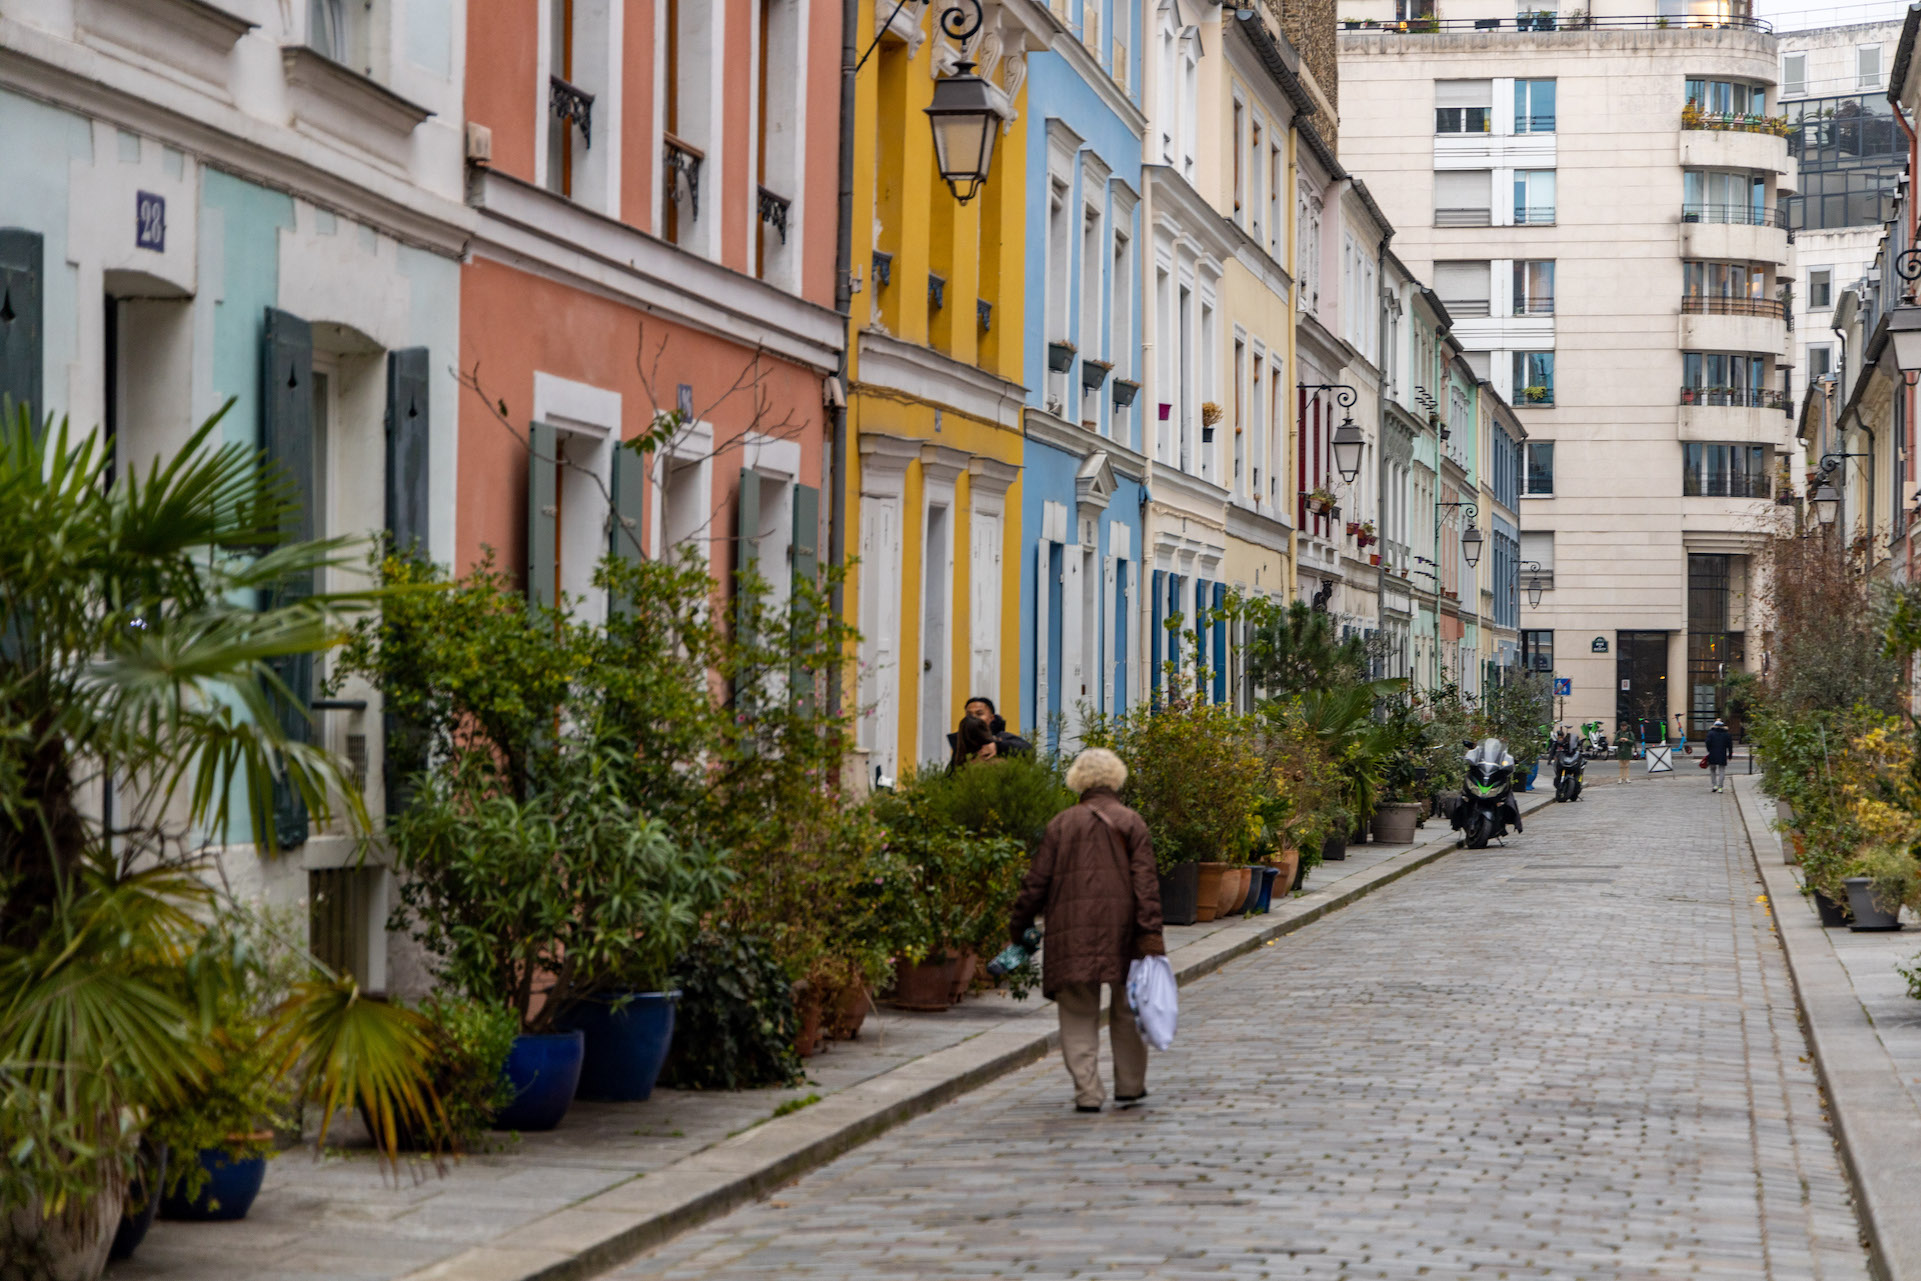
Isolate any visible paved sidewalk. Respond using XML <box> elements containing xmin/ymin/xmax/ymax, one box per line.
<box><xmin>110</xmin><ymin>810</ymin><xmax>1490</xmax><ymax>1281</ymax></box>
<box><xmin>1732</xmin><ymin>774</ymin><xmax>1921</xmax><ymax>1281</ymax></box>
<box><xmin>626</xmin><ymin>776</ymin><xmax>1869</xmax><ymax>1281</ymax></box>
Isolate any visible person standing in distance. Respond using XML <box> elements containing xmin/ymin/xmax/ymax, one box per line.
<box><xmin>1009</xmin><ymin>748</ymin><xmax>1164</xmax><ymax>1113</ymax></box>
<box><xmin>1704</xmin><ymin>717</ymin><xmax>1734</xmax><ymax>793</ymax></box>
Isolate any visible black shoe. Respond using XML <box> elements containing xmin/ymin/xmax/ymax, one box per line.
<box><xmin>1115</xmin><ymin>1093</ymin><xmax>1147</xmax><ymax>1109</ymax></box>
<box><xmin>1075</xmin><ymin>1104</ymin><xmax>1102</xmax><ymax>1113</ymax></box>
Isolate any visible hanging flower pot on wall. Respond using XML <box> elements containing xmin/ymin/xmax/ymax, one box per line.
<box><xmin>1081</xmin><ymin>358</ymin><xmax>1113</xmax><ymax>390</ymax></box>
<box><xmin>1113</xmin><ymin>378</ymin><xmax>1141</xmax><ymax>408</ymax></box>
<box><xmin>1047</xmin><ymin>340</ymin><xmax>1077</xmax><ymax>373</ymax></box>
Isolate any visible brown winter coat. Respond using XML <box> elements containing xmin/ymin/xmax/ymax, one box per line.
<box><xmin>1010</xmin><ymin>787</ymin><xmax>1165</xmax><ymax>998</ymax></box>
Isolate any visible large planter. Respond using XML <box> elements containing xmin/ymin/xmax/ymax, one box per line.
<box><xmin>109</xmin><ymin>1142</ymin><xmax>168</xmax><ymax>1262</ymax></box>
<box><xmin>794</xmin><ymin>984</ymin><xmax>825</xmax><ymax>1058</ymax></box>
<box><xmin>1271</xmin><ymin>848</ymin><xmax>1301</xmax><ymax>903</ymax></box>
<box><xmin>1322</xmin><ymin>835</ymin><xmax>1347</xmax><ymax>863</ymax></box>
<box><xmin>947</xmin><ymin>950</ymin><xmax>979</xmax><ymax>1004</ymax></box>
<box><xmin>1291</xmin><ymin>858</ymin><xmax>1308</xmax><ymax>892</ymax></box>
<box><xmin>1371</xmin><ymin>802</ymin><xmax>1422</xmax><ymax>844</ymax></box>
<box><xmin>1159</xmin><ymin>862</ymin><xmax>1201</xmax><ymax>926</ymax></box>
<box><xmin>1843</xmin><ymin>877</ymin><xmax>1904</xmax><ymax>931</ymax></box>
<box><xmin>1217</xmin><ymin>867</ymin><xmax>1250</xmax><ymax>917</ymax></box>
<box><xmin>160</xmin><ymin>1147</ymin><xmax>267</xmax><ymax>1222</ymax></box>
<box><xmin>1250</xmin><ymin>866</ymin><xmax>1279</xmax><ymax>913</ymax></box>
<box><xmin>562</xmin><ymin>992</ymin><xmax>680</xmax><ymax>1100</ymax></box>
<box><xmin>3</xmin><ymin>1186</ymin><xmax>125</xmax><ymax>1281</ymax></box>
<box><xmin>1813</xmin><ymin>889</ymin><xmax>1851</xmax><ymax>928</ymax></box>
<box><xmin>891</xmin><ymin>956</ymin><xmax>955</xmax><ymax>1011</ymax></box>
<box><xmin>1523</xmin><ymin>763</ymin><xmax>1539</xmax><ymax>792</ymax></box>
<box><xmin>492</xmin><ymin>1031</ymin><xmax>585</xmax><ymax>1132</ymax></box>
<box><xmin>1195</xmin><ymin>862</ymin><xmax>1227</xmax><ymax>922</ymax></box>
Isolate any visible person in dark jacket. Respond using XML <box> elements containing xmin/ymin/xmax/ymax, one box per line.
<box><xmin>1704</xmin><ymin>718</ymin><xmax>1735</xmax><ymax>792</ymax></box>
<box><xmin>1010</xmin><ymin>748</ymin><xmax>1165</xmax><ymax>1112</ymax></box>
<box><xmin>949</xmin><ymin>714</ymin><xmax>998</xmax><ymax>772</ymax></box>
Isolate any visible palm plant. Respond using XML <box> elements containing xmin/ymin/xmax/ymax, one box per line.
<box><xmin>1</xmin><ymin>408</ymin><xmax>437</xmax><ymax>1273</ymax></box>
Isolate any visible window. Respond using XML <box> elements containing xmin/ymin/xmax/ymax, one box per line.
<box><xmin>662</xmin><ymin>0</ymin><xmax>715</xmax><ymax>245</ymax></box>
<box><xmin>1523</xmin><ymin>441</ymin><xmax>1555</xmax><ymax>495</ymax></box>
<box><xmin>1249</xmin><ymin>118</ymin><xmax>1263</xmax><ymax>241</ymax></box>
<box><xmin>1513</xmin><ymin>260</ymin><xmax>1554</xmax><ymax>315</ymax></box>
<box><xmin>1434</xmin><ymin>260</ymin><xmax>1490</xmax><ymax>317</ymax></box>
<box><xmin>1521</xmin><ymin>629</ymin><xmax>1554</xmax><ymax>673</ymax></box>
<box><xmin>1520</xmin><ymin>530</ymin><xmax>1554</xmax><ymax>586</ymax></box>
<box><xmin>1434</xmin><ymin>170</ymin><xmax>1492</xmax><ymax>227</ymax></box>
<box><xmin>1860</xmin><ymin>44</ymin><xmax>1884</xmax><ymax>90</ymax></box>
<box><xmin>1435</xmin><ymin>79</ymin><xmax>1492</xmax><ymax>133</ymax></box>
<box><xmin>1683</xmin><ymin>170</ymin><xmax>1769</xmax><ymax>225</ymax></box>
<box><xmin>1514</xmin><ymin>80</ymin><xmax>1556</xmax><ymax>133</ymax></box>
<box><xmin>1233</xmin><ymin>100</ymin><xmax>1245</xmax><ymax>220</ymax></box>
<box><xmin>1807</xmin><ymin>344</ymin><xmax>1833</xmax><ymax>379</ymax></box>
<box><xmin>1683</xmin><ymin>442</ymin><xmax>1770</xmax><ymax>497</ymax></box>
<box><xmin>1513</xmin><ymin>171</ymin><xmax>1555</xmax><ymax>225</ymax></box>
<box><xmin>1268</xmin><ymin>143</ymin><xmax>1283</xmax><ymax>258</ymax></box>
<box><xmin>1681</xmin><ymin>352</ymin><xmax>1772</xmax><ymax>406</ymax></box>
<box><xmin>1233</xmin><ymin>337</ymin><xmax>1246</xmax><ymax>491</ymax></box>
<box><xmin>1685</xmin><ymin>78</ymin><xmax>1764</xmax><ymax>115</ymax></box>
<box><xmin>1808</xmin><ymin>268</ymin><xmax>1832</xmax><ymax>309</ymax></box>
<box><xmin>1783</xmin><ymin>53</ymin><xmax>1806</xmax><ymax>97</ymax></box>
<box><xmin>1513</xmin><ymin>351</ymin><xmax>1555</xmax><ymax>405</ymax></box>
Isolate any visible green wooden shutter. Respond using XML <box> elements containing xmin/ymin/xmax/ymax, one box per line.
<box><xmin>527</xmin><ymin>422</ymin><xmax>557</xmax><ymax>608</ymax></box>
<box><xmin>734</xmin><ymin>468</ymin><xmax>762</xmax><ymax>649</ymax></box>
<box><xmin>384</xmin><ymin>347</ymin><xmax>430</xmax><ymax>557</ymax></box>
<box><xmin>261</xmin><ymin>308</ymin><xmax>315</xmax><ymax>849</ymax></box>
<box><xmin>0</xmin><ymin>229</ymin><xmax>44</xmax><ymax>436</ymax></box>
<box><xmin>790</xmin><ymin>482</ymin><xmax>820</xmax><ymax>713</ymax></box>
<box><xmin>607</xmin><ymin>438</ymin><xmax>646</xmax><ymax>617</ymax></box>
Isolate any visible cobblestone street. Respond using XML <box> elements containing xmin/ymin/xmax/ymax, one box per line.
<box><xmin>626</xmin><ymin>774</ymin><xmax>1871</xmax><ymax>1280</ymax></box>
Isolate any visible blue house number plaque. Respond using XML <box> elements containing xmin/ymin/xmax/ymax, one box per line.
<box><xmin>135</xmin><ymin>192</ymin><xmax>165</xmax><ymax>252</ymax></box>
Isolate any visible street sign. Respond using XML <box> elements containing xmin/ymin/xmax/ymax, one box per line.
<box><xmin>135</xmin><ymin>191</ymin><xmax>165</xmax><ymax>252</ymax></box>
<box><xmin>1553</xmin><ymin>677</ymin><xmax>1571</xmax><ymax>696</ymax></box>
<box><xmin>1646</xmin><ymin>746</ymin><xmax>1672</xmax><ymax>774</ymax></box>
<box><xmin>1591</xmin><ymin>637</ymin><xmax>1609</xmax><ymax>653</ymax></box>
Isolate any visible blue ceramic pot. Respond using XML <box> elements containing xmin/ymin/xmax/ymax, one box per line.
<box><xmin>1251</xmin><ymin>866</ymin><xmax>1279</xmax><ymax>913</ymax></box>
<box><xmin>1524</xmin><ymin>763</ymin><xmax>1539</xmax><ymax>791</ymax></box>
<box><xmin>159</xmin><ymin>1147</ymin><xmax>266</xmax><ymax>1222</ymax></box>
<box><xmin>492</xmin><ymin>1030</ymin><xmax>585</xmax><ymax>1132</ymax></box>
<box><xmin>562</xmin><ymin>992</ymin><xmax>680</xmax><ymax>1102</ymax></box>
<box><xmin>109</xmin><ymin>1143</ymin><xmax>168</xmax><ymax>1259</ymax></box>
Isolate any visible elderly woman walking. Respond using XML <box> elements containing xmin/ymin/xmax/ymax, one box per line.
<box><xmin>1009</xmin><ymin>748</ymin><xmax>1166</xmax><ymax>1113</ymax></box>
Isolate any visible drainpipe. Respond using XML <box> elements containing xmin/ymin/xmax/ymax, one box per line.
<box><xmin>1374</xmin><ymin>230</ymin><xmax>1392</xmax><ymax>667</ymax></box>
<box><xmin>1892</xmin><ymin>96</ymin><xmax>1917</xmax><ymax>582</ymax></box>
<box><xmin>827</xmin><ymin>0</ymin><xmax>859</xmax><ymax>721</ymax></box>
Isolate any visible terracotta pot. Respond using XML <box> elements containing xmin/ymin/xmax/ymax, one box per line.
<box><xmin>1231</xmin><ymin>867</ymin><xmax>1254</xmax><ymax>913</ymax></box>
<box><xmin>827</xmin><ymin>981</ymin><xmax>873</xmax><ymax>1040</ymax></box>
<box><xmin>1272</xmin><ymin>848</ymin><xmax>1301</xmax><ymax>900</ymax></box>
<box><xmin>947</xmin><ymin>950</ymin><xmax>979</xmax><ymax>1004</ymax></box>
<box><xmin>891</xmin><ymin>957</ymin><xmax>954</xmax><ymax>1012</ymax></box>
<box><xmin>794</xmin><ymin>983</ymin><xmax>825</xmax><ymax>1058</ymax></box>
<box><xmin>1370</xmin><ymin>802</ymin><xmax>1422</xmax><ymax>844</ymax></box>
<box><xmin>1213</xmin><ymin>866</ymin><xmax>1243</xmax><ymax>918</ymax></box>
<box><xmin>1195</xmin><ymin>862</ymin><xmax>1227</xmax><ymax>922</ymax></box>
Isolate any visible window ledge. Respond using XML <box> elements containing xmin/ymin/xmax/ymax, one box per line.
<box><xmin>280</xmin><ymin>45</ymin><xmax>433</xmax><ymax>163</ymax></box>
<box><xmin>74</xmin><ymin>0</ymin><xmax>254</xmax><ymax>90</ymax></box>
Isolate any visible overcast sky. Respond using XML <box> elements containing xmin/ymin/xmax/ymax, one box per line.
<box><xmin>1754</xmin><ymin>0</ymin><xmax>1909</xmax><ymax>32</ymax></box>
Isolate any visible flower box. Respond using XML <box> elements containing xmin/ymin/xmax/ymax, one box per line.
<box><xmin>1047</xmin><ymin>340</ymin><xmax>1077</xmax><ymax>373</ymax></box>
<box><xmin>1080</xmin><ymin>358</ymin><xmax>1113</xmax><ymax>390</ymax></box>
<box><xmin>1112</xmin><ymin>377</ymin><xmax>1141</xmax><ymax>408</ymax></box>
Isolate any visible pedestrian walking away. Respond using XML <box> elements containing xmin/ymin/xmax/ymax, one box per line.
<box><xmin>1704</xmin><ymin>718</ymin><xmax>1734</xmax><ymax>792</ymax></box>
<box><xmin>1009</xmin><ymin>747</ymin><xmax>1165</xmax><ymax>1112</ymax></box>
<box><xmin>1616</xmin><ymin>723</ymin><xmax>1633</xmax><ymax>783</ymax></box>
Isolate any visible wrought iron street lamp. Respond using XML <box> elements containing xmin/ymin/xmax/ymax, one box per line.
<box><xmin>1438</xmin><ymin>499</ymin><xmax>1482</xmax><ymax>569</ymax></box>
<box><xmin>1887</xmin><ymin>303</ymin><xmax>1921</xmax><ymax>384</ymax></box>
<box><xmin>1521</xmin><ymin>560</ymin><xmax>1545</xmax><ymax>607</ymax></box>
<box><xmin>1811</xmin><ymin>480</ymin><xmax>1840</xmax><ymax>527</ymax></box>
<box><xmin>924</xmin><ymin>2</ymin><xmax>999</xmax><ymax>205</ymax></box>
<box><xmin>1299</xmin><ymin>383</ymin><xmax>1363</xmax><ymax>482</ymax></box>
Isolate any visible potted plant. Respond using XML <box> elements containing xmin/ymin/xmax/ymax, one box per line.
<box><xmin>1048</xmin><ymin>339</ymin><xmax>1077</xmax><ymax>373</ymax></box>
<box><xmin>1200</xmin><ymin>400</ymin><xmax>1223</xmax><ymax>441</ymax></box>
<box><xmin>390</xmin><ymin>747</ymin><xmax>730</xmax><ymax>1125</ymax></box>
<box><xmin>1081</xmin><ymin>357</ymin><xmax>1114</xmax><ymax>390</ymax></box>
<box><xmin>1842</xmin><ymin>846</ymin><xmax>1918</xmax><ymax>932</ymax></box>
<box><xmin>1112</xmin><ymin>377</ymin><xmax>1142</xmax><ymax>408</ymax></box>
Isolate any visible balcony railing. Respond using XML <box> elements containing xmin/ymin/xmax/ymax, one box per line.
<box><xmin>550</xmin><ymin>75</ymin><xmax>595</xmax><ymax>148</ymax></box>
<box><xmin>1681</xmin><ymin>203</ymin><xmax>1783</xmax><ymax>227</ymax></box>
<box><xmin>1341</xmin><ymin>12</ymin><xmax>1771</xmax><ymax>33</ymax></box>
<box><xmin>1435</xmin><ymin>207</ymin><xmax>1492</xmax><ymax>227</ymax></box>
<box><xmin>1514</xmin><ymin>206</ymin><xmax>1556</xmax><ymax>225</ymax></box>
<box><xmin>1515</xmin><ymin>115</ymin><xmax>1557</xmax><ymax>133</ymax></box>
<box><xmin>756</xmin><ymin>186</ymin><xmax>791</xmax><ymax>244</ymax></box>
<box><xmin>1678</xmin><ymin>385</ymin><xmax>1788</xmax><ymax>409</ymax></box>
<box><xmin>1681</xmin><ymin>104</ymin><xmax>1791</xmax><ymax>136</ymax></box>
<box><xmin>1680</xmin><ymin>294</ymin><xmax>1785</xmax><ymax>319</ymax></box>
<box><xmin>1514</xmin><ymin>295</ymin><xmax>1555</xmax><ymax>316</ymax></box>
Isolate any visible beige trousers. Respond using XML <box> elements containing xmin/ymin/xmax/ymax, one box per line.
<box><xmin>1054</xmin><ymin>981</ymin><xmax>1147</xmax><ymax>1108</ymax></box>
<box><xmin>1618</xmin><ymin>758</ymin><xmax>1630</xmax><ymax>782</ymax></box>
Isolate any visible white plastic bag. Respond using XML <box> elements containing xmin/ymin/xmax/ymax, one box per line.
<box><xmin>1126</xmin><ymin>955</ymin><xmax>1179</xmax><ymax>1051</ymax></box>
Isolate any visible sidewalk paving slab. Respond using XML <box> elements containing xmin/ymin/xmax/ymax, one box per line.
<box><xmin>110</xmin><ymin>797</ymin><xmax>1552</xmax><ymax>1281</ymax></box>
<box><xmin>1732</xmin><ymin>773</ymin><xmax>1921</xmax><ymax>1281</ymax></box>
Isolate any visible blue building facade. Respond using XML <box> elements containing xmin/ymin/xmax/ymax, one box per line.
<box><xmin>1017</xmin><ymin>3</ymin><xmax>1148</xmax><ymax>748</ymax></box>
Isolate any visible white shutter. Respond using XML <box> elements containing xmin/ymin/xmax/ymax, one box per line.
<box><xmin>1434</xmin><ymin>170</ymin><xmax>1491</xmax><ymax>208</ymax></box>
<box><xmin>1062</xmin><ymin>545</ymin><xmax>1083</xmax><ymax>742</ymax></box>
<box><xmin>858</xmin><ymin>498</ymin><xmax>901</xmax><ymax>779</ymax></box>
<box><xmin>969</xmin><ymin>514</ymin><xmax>1002</xmax><ymax>706</ymax></box>
<box><xmin>1034</xmin><ymin>541</ymin><xmax>1051</xmax><ymax>736</ymax></box>
<box><xmin>1103</xmin><ymin>556</ymin><xmax>1118</xmax><ymax>713</ymax></box>
<box><xmin>1436</xmin><ymin>79</ymin><xmax>1492</xmax><ymax>107</ymax></box>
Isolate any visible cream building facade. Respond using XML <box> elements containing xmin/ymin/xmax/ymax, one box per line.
<box><xmin>1338</xmin><ymin>2</ymin><xmax>1789</xmax><ymax>738</ymax></box>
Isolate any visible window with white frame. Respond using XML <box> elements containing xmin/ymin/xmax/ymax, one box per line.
<box><xmin>1296</xmin><ymin>182</ymin><xmax>1323</xmax><ymax>312</ymax></box>
<box><xmin>1199</xmin><ymin>295</ymin><xmax>1218</xmax><ymax>481</ymax></box>
<box><xmin>1046</xmin><ymin>169</ymin><xmax>1071</xmax><ymax>412</ymax></box>
<box><xmin>1435</xmin><ymin>79</ymin><xmax>1491</xmax><ymax>134</ymax></box>
<box><xmin>1079</xmin><ymin>198</ymin><xmax>1104</xmax><ymax>424</ymax></box>
<box><xmin>754</xmin><ymin>0</ymin><xmax>804</xmax><ymax>288</ymax></box>
<box><xmin>1232</xmin><ymin>98</ymin><xmax>1246</xmax><ymax>223</ymax></box>
<box><xmin>1266</xmin><ymin>353</ymin><xmax>1284</xmax><ymax>507</ymax></box>
<box><xmin>1782</xmin><ymin>52</ymin><xmax>1806</xmax><ymax>97</ymax></box>
<box><xmin>661</xmin><ymin>0</ymin><xmax>717</xmax><ymax>251</ymax></box>
<box><xmin>1233</xmin><ymin>335</ymin><xmax>1247</xmax><ymax>495</ymax></box>
<box><xmin>1248</xmin><ymin>114</ymin><xmax>1264</xmax><ymax>243</ymax></box>
<box><xmin>1267</xmin><ymin>141</ymin><xmax>1283</xmax><ymax>259</ymax></box>
<box><xmin>1860</xmin><ymin>44</ymin><xmax>1884</xmax><ymax>90</ymax></box>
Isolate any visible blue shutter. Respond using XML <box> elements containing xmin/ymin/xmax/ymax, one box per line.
<box><xmin>790</xmin><ymin>483</ymin><xmax>820</xmax><ymax>713</ymax></box>
<box><xmin>384</xmin><ymin>347</ymin><xmax>431</xmax><ymax>557</ymax></box>
<box><xmin>0</xmin><ymin>229</ymin><xmax>43</xmax><ymax>436</ymax></box>
<box><xmin>1150</xmin><ymin>568</ymin><xmax>1165</xmax><ymax>695</ymax></box>
<box><xmin>261</xmin><ymin>308</ymin><xmax>315</xmax><ymax>849</ymax></box>
<box><xmin>1212</xmin><ymin>582</ymin><xmax>1227</xmax><ymax>703</ymax></box>
<box><xmin>608</xmin><ymin>438</ymin><xmax>646</xmax><ymax>616</ymax></box>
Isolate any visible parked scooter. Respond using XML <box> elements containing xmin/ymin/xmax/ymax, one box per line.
<box><xmin>1450</xmin><ymin>737</ymin><xmax>1524</xmax><ymax>849</ymax></box>
<box><xmin>1580</xmin><ymin>720</ymin><xmax>1610</xmax><ymax>759</ymax></box>
<box><xmin>1552</xmin><ymin>740</ymin><xmax>1585</xmax><ymax>802</ymax></box>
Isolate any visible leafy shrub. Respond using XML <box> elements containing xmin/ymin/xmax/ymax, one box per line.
<box><xmin>869</xmin><ymin>781</ymin><xmax>1031</xmax><ymax>964</ymax></box>
<box><xmin>407</xmin><ymin>995</ymin><xmax>518</xmax><ymax>1153</ymax></box>
<box><xmin>909</xmin><ymin>753</ymin><xmax>1074</xmax><ymax>852</ymax></box>
<box><xmin>389</xmin><ymin>747</ymin><xmax>732</xmax><ymax>1031</ymax></box>
<box><xmin>660</xmin><ymin>931</ymin><xmax>802</xmax><ymax>1090</ymax></box>
<box><xmin>1080</xmin><ymin>690</ymin><xmax>1265</xmax><ymax>872</ymax></box>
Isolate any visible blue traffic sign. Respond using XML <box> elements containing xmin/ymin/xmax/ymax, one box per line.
<box><xmin>1553</xmin><ymin>678</ymin><xmax>1572</xmax><ymax>696</ymax></box>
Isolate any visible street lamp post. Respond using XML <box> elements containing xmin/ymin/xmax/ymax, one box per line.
<box><xmin>1438</xmin><ymin>500</ymin><xmax>1482</xmax><ymax>568</ymax></box>
<box><xmin>1520</xmin><ymin>560</ymin><xmax>1545</xmax><ymax>608</ymax></box>
<box><xmin>923</xmin><ymin>2</ymin><xmax>1000</xmax><ymax>205</ymax></box>
<box><xmin>1811</xmin><ymin>450</ymin><xmax>1869</xmax><ymax>531</ymax></box>
<box><xmin>1298</xmin><ymin>383</ymin><xmax>1364</xmax><ymax>482</ymax></box>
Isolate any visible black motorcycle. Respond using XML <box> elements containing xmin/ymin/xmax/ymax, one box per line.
<box><xmin>1552</xmin><ymin>742</ymin><xmax>1585</xmax><ymax>802</ymax></box>
<box><xmin>1451</xmin><ymin>737</ymin><xmax>1523</xmax><ymax>849</ymax></box>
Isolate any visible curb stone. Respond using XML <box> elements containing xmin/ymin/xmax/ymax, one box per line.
<box><xmin>399</xmin><ymin>793</ymin><xmax>1557</xmax><ymax>1281</ymax></box>
<box><xmin>1732</xmin><ymin>775</ymin><xmax>1921</xmax><ymax>1281</ymax></box>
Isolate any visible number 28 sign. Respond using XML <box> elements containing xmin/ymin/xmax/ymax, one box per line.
<box><xmin>135</xmin><ymin>192</ymin><xmax>165</xmax><ymax>253</ymax></box>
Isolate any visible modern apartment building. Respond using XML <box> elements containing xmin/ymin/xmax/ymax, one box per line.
<box><xmin>1337</xmin><ymin>0</ymin><xmax>1788</xmax><ymax>738</ymax></box>
<box><xmin>1780</xmin><ymin>18</ymin><xmax>1904</xmax><ymax>412</ymax></box>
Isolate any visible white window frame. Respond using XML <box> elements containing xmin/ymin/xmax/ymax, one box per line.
<box><xmin>535</xmin><ymin>372</ymin><xmax>624</xmax><ymax>628</ymax></box>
